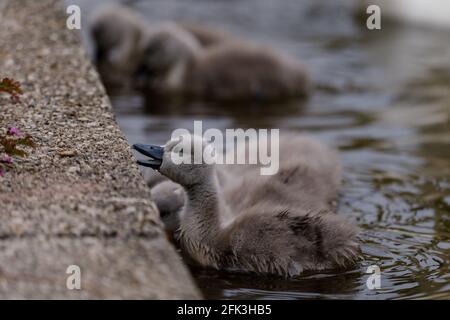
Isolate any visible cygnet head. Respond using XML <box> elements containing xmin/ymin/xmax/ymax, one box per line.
<box><xmin>134</xmin><ymin>25</ymin><xmax>201</xmax><ymax>87</ymax></box>
<box><xmin>90</xmin><ymin>13</ymin><xmax>118</xmax><ymax>63</ymax></box>
<box><xmin>134</xmin><ymin>134</ymin><xmax>216</xmax><ymax>187</ymax></box>
<box><xmin>90</xmin><ymin>4</ymin><xmax>140</xmax><ymax>64</ymax></box>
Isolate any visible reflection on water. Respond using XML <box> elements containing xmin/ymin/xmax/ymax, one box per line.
<box><xmin>74</xmin><ymin>0</ymin><xmax>450</xmax><ymax>299</ymax></box>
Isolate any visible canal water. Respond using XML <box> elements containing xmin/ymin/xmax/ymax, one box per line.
<box><xmin>73</xmin><ymin>0</ymin><xmax>450</xmax><ymax>299</ymax></box>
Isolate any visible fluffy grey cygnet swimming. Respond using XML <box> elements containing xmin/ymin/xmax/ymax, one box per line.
<box><xmin>134</xmin><ymin>134</ymin><xmax>360</xmax><ymax>277</ymax></box>
<box><xmin>136</xmin><ymin>24</ymin><xmax>311</xmax><ymax>101</ymax></box>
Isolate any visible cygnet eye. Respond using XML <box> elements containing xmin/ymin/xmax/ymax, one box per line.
<box><xmin>172</xmin><ymin>147</ymin><xmax>184</xmax><ymax>158</ymax></box>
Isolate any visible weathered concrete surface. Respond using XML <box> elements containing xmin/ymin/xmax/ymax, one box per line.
<box><xmin>0</xmin><ymin>0</ymin><xmax>200</xmax><ymax>298</ymax></box>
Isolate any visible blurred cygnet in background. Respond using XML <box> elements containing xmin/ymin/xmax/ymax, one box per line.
<box><xmin>90</xmin><ymin>4</ymin><xmax>234</xmax><ymax>89</ymax></box>
<box><xmin>90</xmin><ymin>4</ymin><xmax>147</xmax><ymax>86</ymax></box>
<box><xmin>136</xmin><ymin>23</ymin><xmax>311</xmax><ymax>101</ymax></box>
<box><xmin>90</xmin><ymin>4</ymin><xmax>311</xmax><ymax>101</ymax></box>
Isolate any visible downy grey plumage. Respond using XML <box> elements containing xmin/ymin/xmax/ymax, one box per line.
<box><xmin>141</xmin><ymin>133</ymin><xmax>360</xmax><ymax>277</ymax></box>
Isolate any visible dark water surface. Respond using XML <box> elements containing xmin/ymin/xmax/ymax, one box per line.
<box><xmin>73</xmin><ymin>0</ymin><xmax>450</xmax><ymax>299</ymax></box>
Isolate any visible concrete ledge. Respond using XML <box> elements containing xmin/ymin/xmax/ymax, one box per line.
<box><xmin>0</xmin><ymin>0</ymin><xmax>200</xmax><ymax>298</ymax></box>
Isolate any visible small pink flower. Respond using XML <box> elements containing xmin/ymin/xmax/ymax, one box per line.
<box><xmin>0</xmin><ymin>154</ymin><xmax>13</xmax><ymax>164</ymax></box>
<box><xmin>7</xmin><ymin>127</ymin><xmax>20</xmax><ymax>136</ymax></box>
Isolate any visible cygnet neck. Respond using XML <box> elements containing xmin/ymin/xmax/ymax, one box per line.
<box><xmin>181</xmin><ymin>168</ymin><xmax>224</xmax><ymax>243</ymax></box>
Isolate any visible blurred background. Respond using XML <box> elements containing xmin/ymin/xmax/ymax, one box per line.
<box><xmin>69</xmin><ymin>0</ymin><xmax>450</xmax><ymax>299</ymax></box>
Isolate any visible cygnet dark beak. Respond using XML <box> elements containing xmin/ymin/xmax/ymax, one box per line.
<box><xmin>133</xmin><ymin>144</ymin><xmax>164</xmax><ymax>170</ymax></box>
